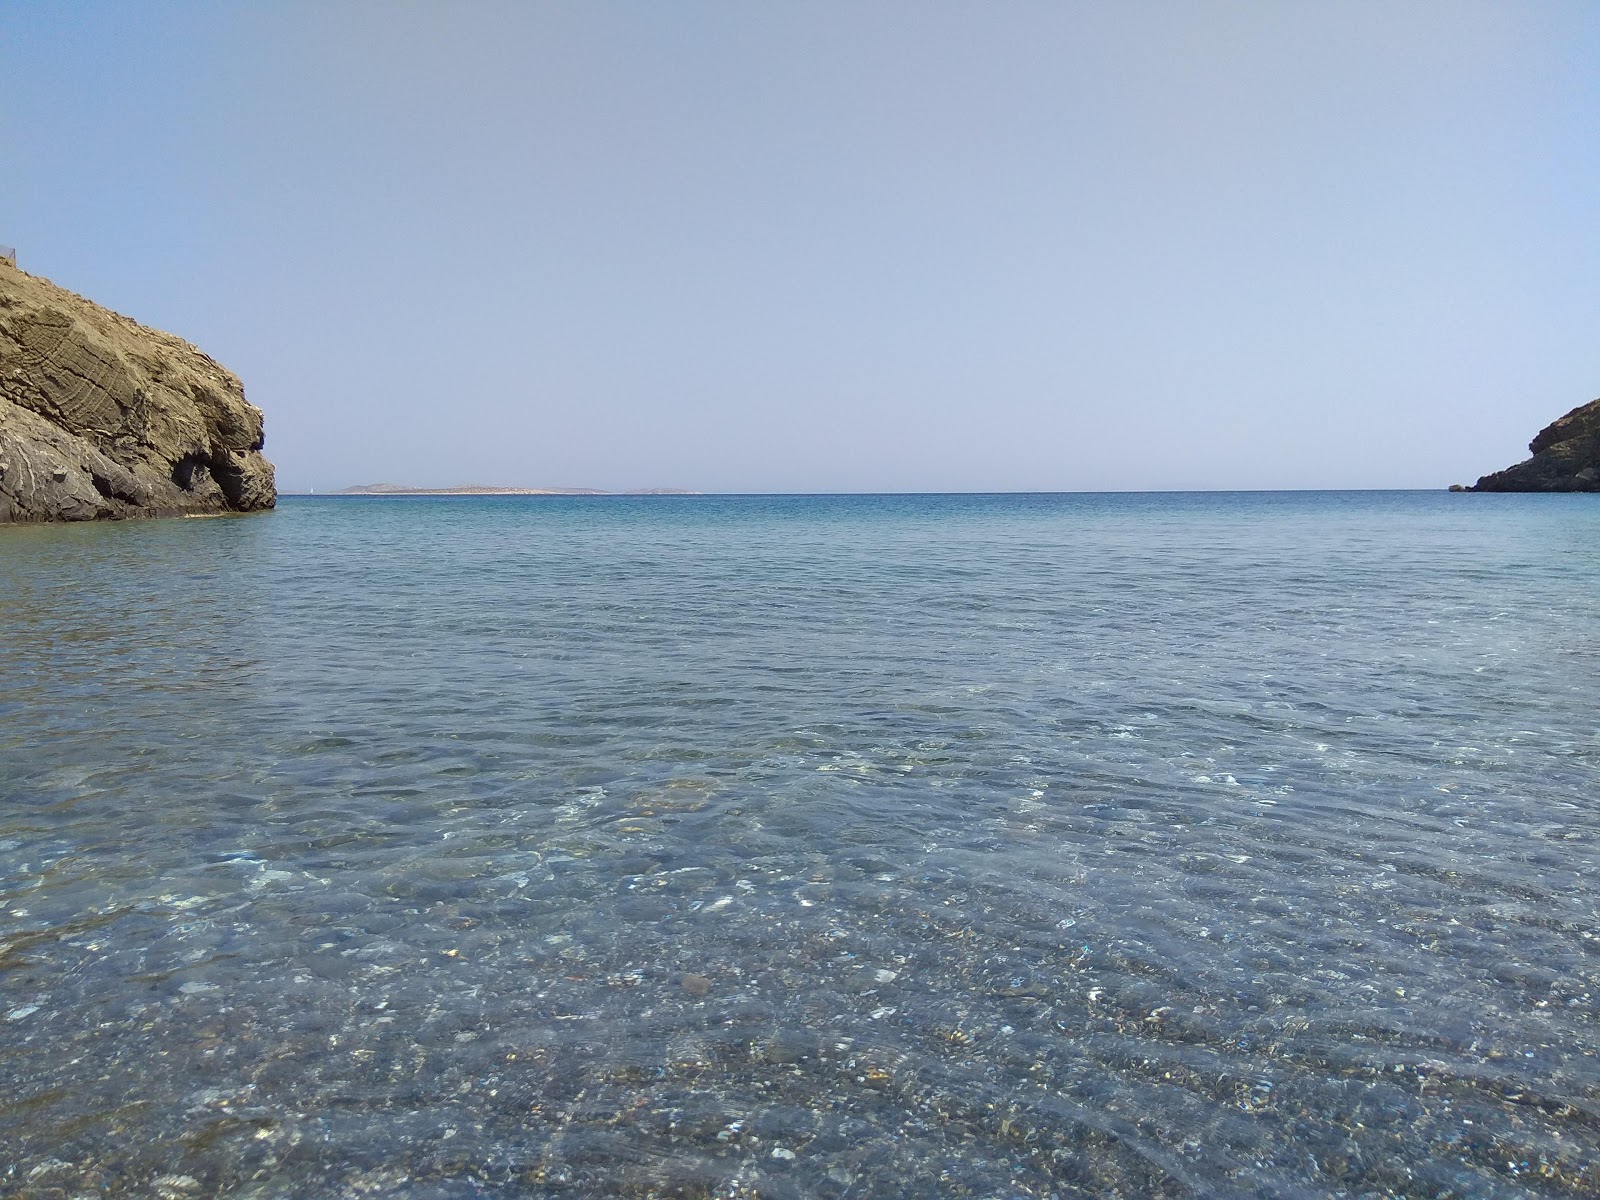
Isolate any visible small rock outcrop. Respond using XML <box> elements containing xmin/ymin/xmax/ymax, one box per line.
<box><xmin>1472</xmin><ymin>398</ymin><xmax>1600</xmax><ymax>492</ymax></box>
<box><xmin>0</xmin><ymin>258</ymin><xmax>274</xmax><ymax>522</ymax></box>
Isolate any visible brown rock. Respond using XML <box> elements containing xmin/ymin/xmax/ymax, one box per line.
<box><xmin>1472</xmin><ymin>397</ymin><xmax>1600</xmax><ymax>493</ymax></box>
<box><xmin>0</xmin><ymin>258</ymin><xmax>275</xmax><ymax>522</ymax></box>
<box><xmin>678</xmin><ymin>973</ymin><xmax>712</xmax><ymax>996</ymax></box>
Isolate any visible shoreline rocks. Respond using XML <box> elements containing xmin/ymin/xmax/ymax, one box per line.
<box><xmin>1472</xmin><ymin>398</ymin><xmax>1600</xmax><ymax>492</ymax></box>
<box><xmin>0</xmin><ymin>260</ymin><xmax>275</xmax><ymax>523</ymax></box>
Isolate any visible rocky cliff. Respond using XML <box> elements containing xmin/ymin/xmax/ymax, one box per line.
<box><xmin>0</xmin><ymin>259</ymin><xmax>274</xmax><ymax>522</ymax></box>
<box><xmin>1472</xmin><ymin>398</ymin><xmax>1600</xmax><ymax>492</ymax></box>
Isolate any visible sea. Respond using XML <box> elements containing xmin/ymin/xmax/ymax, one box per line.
<box><xmin>1</xmin><ymin>491</ymin><xmax>1596</xmax><ymax>1199</ymax></box>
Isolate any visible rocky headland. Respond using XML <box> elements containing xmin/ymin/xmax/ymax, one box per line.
<box><xmin>1471</xmin><ymin>397</ymin><xmax>1600</xmax><ymax>492</ymax></box>
<box><xmin>0</xmin><ymin>259</ymin><xmax>275</xmax><ymax>523</ymax></box>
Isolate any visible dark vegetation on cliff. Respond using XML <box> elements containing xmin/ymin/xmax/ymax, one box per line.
<box><xmin>0</xmin><ymin>260</ymin><xmax>275</xmax><ymax>523</ymax></box>
<box><xmin>1472</xmin><ymin>398</ymin><xmax>1600</xmax><ymax>492</ymax></box>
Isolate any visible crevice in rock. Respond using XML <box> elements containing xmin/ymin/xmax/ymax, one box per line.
<box><xmin>171</xmin><ymin>453</ymin><xmax>210</xmax><ymax>492</ymax></box>
<box><xmin>90</xmin><ymin>467</ymin><xmax>139</xmax><ymax>505</ymax></box>
<box><xmin>210</xmin><ymin>451</ymin><xmax>248</xmax><ymax>507</ymax></box>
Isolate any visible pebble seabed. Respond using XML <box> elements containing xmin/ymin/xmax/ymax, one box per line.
<box><xmin>1</xmin><ymin>492</ymin><xmax>1597</xmax><ymax>1198</ymax></box>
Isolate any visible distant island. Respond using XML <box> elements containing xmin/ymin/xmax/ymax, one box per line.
<box><xmin>307</xmin><ymin>484</ymin><xmax>699</xmax><ymax>496</ymax></box>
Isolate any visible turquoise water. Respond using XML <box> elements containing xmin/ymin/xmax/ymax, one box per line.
<box><xmin>2</xmin><ymin>492</ymin><xmax>1597</xmax><ymax>1199</ymax></box>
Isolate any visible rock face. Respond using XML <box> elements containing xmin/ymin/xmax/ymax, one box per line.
<box><xmin>1472</xmin><ymin>398</ymin><xmax>1600</xmax><ymax>492</ymax></box>
<box><xmin>0</xmin><ymin>259</ymin><xmax>274</xmax><ymax>522</ymax></box>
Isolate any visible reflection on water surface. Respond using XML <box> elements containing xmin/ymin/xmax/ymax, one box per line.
<box><xmin>2</xmin><ymin>493</ymin><xmax>1597</xmax><ymax>1198</ymax></box>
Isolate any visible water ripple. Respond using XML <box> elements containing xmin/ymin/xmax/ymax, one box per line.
<box><xmin>2</xmin><ymin>492</ymin><xmax>1598</xmax><ymax>1198</ymax></box>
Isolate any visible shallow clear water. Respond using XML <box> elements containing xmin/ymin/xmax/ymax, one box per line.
<box><xmin>2</xmin><ymin>492</ymin><xmax>1598</xmax><ymax>1199</ymax></box>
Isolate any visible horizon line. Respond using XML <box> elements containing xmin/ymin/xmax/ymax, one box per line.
<box><xmin>279</xmin><ymin>486</ymin><xmax>1484</xmax><ymax>498</ymax></box>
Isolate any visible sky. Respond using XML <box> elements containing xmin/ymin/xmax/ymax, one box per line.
<box><xmin>3</xmin><ymin>1</ymin><xmax>1598</xmax><ymax>493</ymax></box>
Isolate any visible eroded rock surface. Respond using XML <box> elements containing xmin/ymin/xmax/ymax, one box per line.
<box><xmin>1473</xmin><ymin>398</ymin><xmax>1600</xmax><ymax>492</ymax></box>
<box><xmin>0</xmin><ymin>259</ymin><xmax>274</xmax><ymax>522</ymax></box>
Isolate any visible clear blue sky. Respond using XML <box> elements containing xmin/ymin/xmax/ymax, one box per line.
<box><xmin>4</xmin><ymin>1</ymin><xmax>1597</xmax><ymax>492</ymax></box>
